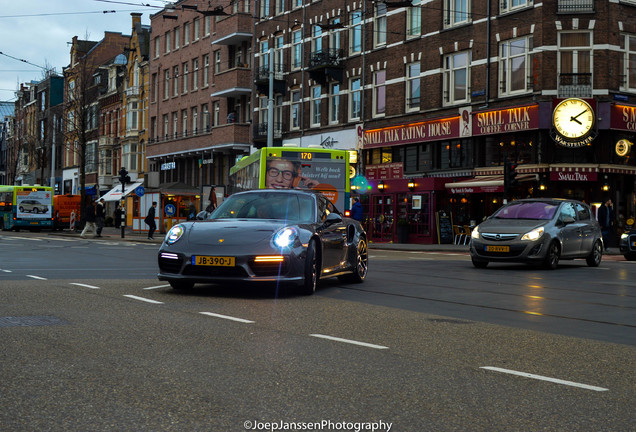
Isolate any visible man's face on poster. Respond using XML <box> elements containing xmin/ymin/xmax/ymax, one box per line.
<box><xmin>266</xmin><ymin>159</ymin><xmax>297</xmax><ymax>189</ymax></box>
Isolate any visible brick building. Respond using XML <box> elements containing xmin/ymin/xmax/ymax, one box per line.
<box><xmin>254</xmin><ymin>0</ymin><xmax>636</xmax><ymax>244</ymax></box>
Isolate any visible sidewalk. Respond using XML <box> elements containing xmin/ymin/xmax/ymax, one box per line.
<box><xmin>48</xmin><ymin>226</ymin><xmax>622</xmax><ymax>255</ymax></box>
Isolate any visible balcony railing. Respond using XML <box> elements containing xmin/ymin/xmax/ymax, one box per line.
<box><xmin>308</xmin><ymin>49</ymin><xmax>344</xmax><ymax>70</ymax></box>
<box><xmin>254</xmin><ymin>64</ymin><xmax>285</xmax><ymax>82</ymax></box>
<box><xmin>125</xmin><ymin>86</ymin><xmax>140</xmax><ymax>97</ymax></box>
<box><xmin>558</xmin><ymin>73</ymin><xmax>592</xmax><ymax>98</ymax></box>
<box><xmin>557</xmin><ymin>0</ymin><xmax>594</xmax><ymax>13</ymax></box>
<box><xmin>253</xmin><ymin>122</ymin><xmax>284</xmax><ymax>140</ymax></box>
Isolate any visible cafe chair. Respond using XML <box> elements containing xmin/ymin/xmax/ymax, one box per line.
<box><xmin>453</xmin><ymin>225</ymin><xmax>466</xmax><ymax>245</ymax></box>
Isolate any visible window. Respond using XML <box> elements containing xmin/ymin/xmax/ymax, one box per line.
<box><xmin>558</xmin><ymin>32</ymin><xmax>592</xmax><ymax>97</ymax></box>
<box><xmin>350</xmin><ymin>11</ymin><xmax>362</xmax><ymax>54</ymax></box>
<box><xmin>329</xmin><ymin>83</ymin><xmax>340</xmax><ymax>124</ymax></box>
<box><xmin>151</xmin><ymin>73</ymin><xmax>157</xmax><ymax>103</ymax></box>
<box><xmin>215</xmin><ymin>51</ymin><xmax>221</xmax><ymax>73</ymax></box>
<box><xmin>172</xmin><ymin>112</ymin><xmax>178</xmax><ymax>138</ymax></box>
<box><xmin>374</xmin><ymin>3</ymin><xmax>387</xmax><ymax>47</ymax></box>
<box><xmin>291</xmin><ymin>90</ymin><xmax>301</xmax><ymax>130</ymax></box>
<box><xmin>499</xmin><ymin>36</ymin><xmax>533</xmax><ymax>96</ymax></box>
<box><xmin>443</xmin><ymin>51</ymin><xmax>470</xmax><ymax>105</ymax></box>
<box><xmin>184</xmin><ymin>22</ymin><xmax>190</xmax><ymax>45</ymax></box>
<box><xmin>444</xmin><ymin>0</ymin><xmax>470</xmax><ymax>28</ymax></box>
<box><xmin>292</xmin><ymin>30</ymin><xmax>302</xmax><ymax>69</ymax></box>
<box><xmin>213</xmin><ymin>101</ymin><xmax>220</xmax><ymax>126</ymax></box>
<box><xmin>204</xmin><ymin>16</ymin><xmax>210</xmax><ymax>36</ymax></box>
<box><xmin>260</xmin><ymin>0</ymin><xmax>270</xmax><ymax>18</ymax></box>
<box><xmin>349</xmin><ymin>77</ymin><xmax>361</xmax><ymax>121</ymax></box>
<box><xmin>330</xmin><ymin>18</ymin><xmax>341</xmax><ymax>51</ymax></box>
<box><xmin>406</xmin><ymin>63</ymin><xmax>421</xmax><ymax>111</ymax></box>
<box><xmin>182</xmin><ymin>110</ymin><xmax>188</xmax><ymax>135</ymax></box>
<box><xmin>373</xmin><ymin>70</ymin><xmax>386</xmax><ymax>116</ymax></box>
<box><xmin>311</xmin><ymin>85</ymin><xmax>321</xmax><ymax>127</ymax></box>
<box><xmin>192</xmin><ymin>107</ymin><xmax>198</xmax><ymax>133</ymax></box>
<box><xmin>312</xmin><ymin>25</ymin><xmax>322</xmax><ymax>54</ymax></box>
<box><xmin>183</xmin><ymin>62</ymin><xmax>189</xmax><ymax>93</ymax></box>
<box><xmin>192</xmin><ymin>58</ymin><xmax>199</xmax><ymax>90</ymax></box>
<box><xmin>275</xmin><ymin>0</ymin><xmax>285</xmax><ymax>15</ymax></box>
<box><xmin>293</xmin><ymin>0</ymin><xmax>302</xmax><ymax>8</ymax></box>
<box><xmin>173</xmin><ymin>66</ymin><xmax>179</xmax><ymax>97</ymax></box>
<box><xmin>407</xmin><ymin>0</ymin><xmax>421</xmax><ymax>38</ymax></box>
<box><xmin>202</xmin><ymin>104</ymin><xmax>210</xmax><ymax>130</ymax></box>
<box><xmin>164</xmin><ymin>69</ymin><xmax>170</xmax><ymax>99</ymax></box>
<box><xmin>500</xmin><ymin>0</ymin><xmax>532</xmax><ymax>14</ymax></box>
<box><xmin>123</xmin><ymin>143</ymin><xmax>138</xmax><ymax>171</ymax></box>
<box><xmin>163</xmin><ymin>114</ymin><xmax>169</xmax><ymax>138</ymax></box>
<box><xmin>620</xmin><ymin>34</ymin><xmax>636</xmax><ymax>91</ymax></box>
<box><xmin>127</xmin><ymin>101</ymin><xmax>139</xmax><ymax>131</ymax></box>
<box><xmin>274</xmin><ymin>35</ymin><xmax>284</xmax><ymax>72</ymax></box>
<box><xmin>193</xmin><ymin>18</ymin><xmax>200</xmax><ymax>41</ymax></box>
<box><xmin>165</xmin><ymin>32</ymin><xmax>171</xmax><ymax>53</ymax></box>
<box><xmin>174</xmin><ymin>27</ymin><xmax>180</xmax><ymax>49</ymax></box>
<box><xmin>203</xmin><ymin>54</ymin><xmax>210</xmax><ymax>86</ymax></box>
<box><xmin>154</xmin><ymin>37</ymin><xmax>160</xmax><ymax>58</ymax></box>
<box><xmin>259</xmin><ymin>40</ymin><xmax>269</xmax><ymax>71</ymax></box>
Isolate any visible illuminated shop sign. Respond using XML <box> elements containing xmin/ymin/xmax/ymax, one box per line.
<box><xmin>472</xmin><ymin>104</ymin><xmax>539</xmax><ymax>136</ymax></box>
<box><xmin>610</xmin><ymin>104</ymin><xmax>636</xmax><ymax>131</ymax></box>
<box><xmin>363</xmin><ymin>117</ymin><xmax>460</xmax><ymax>148</ymax></box>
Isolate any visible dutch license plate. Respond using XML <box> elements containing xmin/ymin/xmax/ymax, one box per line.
<box><xmin>30</xmin><ymin>222</ymin><xmax>38</xmax><ymax>225</ymax></box>
<box><xmin>486</xmin><ymin>245</ymin><xmax>510</xmax><ymax>253</ymax></box>
<box><xmin>192</xmin><ymin>256</ymin><xmax>235</xmax><ymax>266</ymax></box>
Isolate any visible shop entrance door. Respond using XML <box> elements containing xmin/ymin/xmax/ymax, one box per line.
<box><xmin>370</xmin><ymin>194</ymin><xmax>394</xmax><ymax>243</ymax></box>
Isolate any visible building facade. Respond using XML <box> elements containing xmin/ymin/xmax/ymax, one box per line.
<box><xmin>254</xmin><ymin>0</ymin><xmax>636</xmax><ymax>244</ymax></box>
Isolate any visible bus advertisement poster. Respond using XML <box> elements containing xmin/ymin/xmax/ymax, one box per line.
<box><xmin>16</xmin><ymin>190</ymin><xmax>53</xmax><ymax>219</ymax></box>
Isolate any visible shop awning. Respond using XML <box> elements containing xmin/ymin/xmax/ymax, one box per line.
<box><xmin>100</xmin><ymin>181</ymin><xmax>144</xmax><ymax>202</ymax></box>
<box><xmin>446</xmin><ymin>174</ymin><xmax>536</xmax><ymax>194</ymax></box>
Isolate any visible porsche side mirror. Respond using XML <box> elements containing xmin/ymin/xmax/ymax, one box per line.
<box><xmin>325</xmin><ymin>212</ymin><xmax>343</xmax><ymax>225</ymax></box>
<box><xmin>562</xmin><ymin>216</ymin><xmax>575</xmax><ymax>225</ymax></box>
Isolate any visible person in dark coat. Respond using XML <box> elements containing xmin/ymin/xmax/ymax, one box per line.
<box><xmin>145</xmin><ymin>202</ymin><xmax>157</xmax><ymax>240</ymax></box>
<box><xmin>95</xmin><ymin>198</ymin><xmax>105</xmax><ymax>237</ymax></box>
<box><xmin>598</xmin><ymin>198</ymin><xmax>614</xmax><ymax>250</ymax></box>
<box><xmin>80</xmin><ymin>200</ymin><xmax>97</xmax><ymax>239</ymax></box>
<box><xmin>114</xmin><ymin>203</ymin><xmax>122</xmax><ymax>228</ymax></box>
<box><xmin>351</xmin><ymin>197</ymin><xmax>364</xmax><ymax>222</ymax></box>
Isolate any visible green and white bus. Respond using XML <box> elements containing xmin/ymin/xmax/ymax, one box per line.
<box><xmin>0</xmin><ymin>185</ymin><xmax>54</xmax><ymax>231</ymax></box>
<box><xmin>229</xmin><ymin>146</ymin><xmax>355</xmax><ymax>211</ymax></box>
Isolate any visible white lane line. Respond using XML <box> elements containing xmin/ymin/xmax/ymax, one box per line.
<box><xmin>26</xmin><ymin>275</ymin><xmax>47</xmax><ymax>280</ymax></box>
<box><xmin>480</xmin><ymin>366</ymin><xmax>609</xmax><ymax>392</ymax></box>
<box><xmin>21</xmin><ymin>238</ymin><xmax>43</xmax><ymax>241</ymax></box>
<box><xmin>124</xmin><ymin>295</ymin><xmax>164</xmax><ymax>304</ymax></box>
<box><xmin>199</xmin><ymin>312</ymin><xmax>255</xmax><ymax>323</ymax></box>
<box><xmin>310</xmin><ymin>334</ymin><xmax>389</xmax><ymax>350</ymax></box>
<box><xmin>143</xmin><ymin>284</ymin><xmax>171</xmax><ymax>290</ymax></box>
<box><xmin>2</xmin><ymin>269</ymin><xmax>12</xmax><ymax>273</ymax></box>
<box><xmin>70</xmin><ymin>283</ymin><xmax>101</xmax><ymax>290</ymax></box>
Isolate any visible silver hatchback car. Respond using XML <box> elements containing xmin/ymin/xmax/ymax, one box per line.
<box><xmin>470</xmin><ymin>198</ymin><xmax>603</xmax><ymax>269</ymax></box>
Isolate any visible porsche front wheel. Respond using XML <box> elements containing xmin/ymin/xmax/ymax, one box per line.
<box><xmin>300</xmin><ymin>240</ymin><xmax>318</xmax><ymax>295</ymax></box>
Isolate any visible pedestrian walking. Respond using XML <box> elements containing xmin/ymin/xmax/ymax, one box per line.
<box><xmin>145</xmin><ymin>201</ymin><xmax>157</xmax><ymax>240</ymax></box>
<box><xmin>95</xmin><ymin>198</ymin><xmax>105</xmax><ymax>237</ymax></box>
<box><xmin>598</xmin><ymin>198</ymin><xmax>614</xmax><ymax>250</ymax></box>
<box><xmin>114</xmin><ymin>203</ymin><xmax>122</xmax><ymax>228</ymax></box>
<box><xmin>351</xmin><ymin>197</ymin><xmax>364</xmax><ymax>222</ymax></box>
<box><xmin>80</xmin><ymin>200</ymin><xmax>97</xmax><ymax>239</ymax></box>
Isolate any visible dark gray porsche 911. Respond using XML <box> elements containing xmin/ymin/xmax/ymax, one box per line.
<box><xmin>157</xmin><ymin>189</ymin><xmax>368</xmax><ymax>294</ymax></box>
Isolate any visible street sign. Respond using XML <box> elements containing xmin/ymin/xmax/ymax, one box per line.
<box><xmin>165</xmin><ymin>204</ymin><xmax>176</xmax><ymax>216</ymax></box>
<box><xmin>135</xmin><ymin>186</ymin><xmax>145</xmax><ymax>197</ymax></box>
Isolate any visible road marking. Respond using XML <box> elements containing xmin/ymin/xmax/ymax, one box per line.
<box><xmin>26</xmin><ymin>275</ymin><xmax>47</xmax><ymax>280</ymax></box>
<box><xmin>124</xmin><ymin>295</ymin><xmax>163</xmax><ymax>304</ymax></box>
<box><xmin>199</xmin><ymin>312</ymin><xmax>254</xmax><ymax>323</ymax></box>
<box><xmin>480</xmin><ymin>366</ymin><xmax>609</xmax><ymax>392</ymax></box>
<box><xmin>143</xmin><ymin>284</ymin><xmax>171</xmax><ymax>290</ymax></box>
<box><xmin>407</xmin><ymin>257</ymin><xmax>433</xmax><ymax>260</ymax></box>
<box><xmin>21</xmin><ymin>238</ymin><xmax>43</xmax><ymax>241</ymax></box>
<box><xmin>2</xmin><ymin>269</ymin><xmax>12</xmax><ymax>273</ymax></box>
<box><xmin>310</xmin><ymin>334</ymin><xmax>389</xmax><ymax>350</ymax></box>
<box><xmin>70</xmin><ymin>283</ymin><xmax>100</xmax><ymax>290</ymax></box>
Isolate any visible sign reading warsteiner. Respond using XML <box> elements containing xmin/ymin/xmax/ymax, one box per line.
<box><xmin>363</xmin><ymin>117</ymin><xmax>460</xmax><ymax>149</ymax></box>
<box><xmin>473</xmin><ymin>104</ymin><xmax>539</xmax><ymax>136</ymax></box>
<box><xmin>610</xmin><ymin>104</ymin><xmax>636</xmax><ymax>131</ymax></box>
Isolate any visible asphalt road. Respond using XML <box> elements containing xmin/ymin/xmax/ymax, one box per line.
<box><xmin>0</xmin><ymin>231</ymin><xmax>634</xmax><ymax>431</ymax></box>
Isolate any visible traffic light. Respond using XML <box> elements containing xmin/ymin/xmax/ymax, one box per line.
<box><xmin>119</xmin><ymin>167</ymin><xmax>131</xmax><ymax>185</ymax></box>
<box><xmin>504</xmin><ymin>159</ymin><xmax>518</xmax><ymax>192</ymax></box>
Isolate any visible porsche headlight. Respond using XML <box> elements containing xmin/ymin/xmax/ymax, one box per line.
<box><xmin>471</xmin><ymin>226</ymin><xmax>480</xmax><ymax>240</ymax></box>
<box><xmin>521</xmin><ymin>226</ymin><xmax>544</xmax><ymax>241</ymax></box>
<box><xmin>621</xmin><ymin>233</ymin><xmax>629</xmax><ymax>240</ymax></box>
<box><xmin>165</xmin><ymin>224</ymin><xmax>185</xmax><ymax>245</ymax></box>
<box><xmin>273</xmin><ymin>227</ymin><xmax>298</xmax><ymax>248</ymax></box>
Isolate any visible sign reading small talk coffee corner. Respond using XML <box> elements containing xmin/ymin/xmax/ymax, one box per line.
<box><xmin>551</xmin><ymin>98</ymin><xmax>597</xmax><ymax>148</ymax></box>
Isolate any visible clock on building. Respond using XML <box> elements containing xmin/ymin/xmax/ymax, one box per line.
<box><xmin>552</xmin><ymin>98</ymin><xmax>595</xmax><ymax>140</ymax></box>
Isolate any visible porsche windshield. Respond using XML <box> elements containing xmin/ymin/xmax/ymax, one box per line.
<box><xmin>492</xmin><ymin>201</ymin><xmax>559</xmax><ymax>220</ymax></box>
<box><xmin>210</xmin><ymin>192</ymin><xmax>316</xmax><ymax>223</ymax></box>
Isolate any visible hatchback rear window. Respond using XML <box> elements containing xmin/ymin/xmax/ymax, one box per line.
<box><xmin>493</xmin><ymin>202</ymin><xmax>558</xmax><ymax>220</ymax></box>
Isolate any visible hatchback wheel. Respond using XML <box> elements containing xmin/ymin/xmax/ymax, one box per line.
<box><xmin>586</xmin><ymin>240</ymin><xmax>603</xmax><ymax>267</ymax></box>
<box><xmin>544</xmin><ymin>241</ymin><xmax>560</xmax><ymax>270</ymax></box>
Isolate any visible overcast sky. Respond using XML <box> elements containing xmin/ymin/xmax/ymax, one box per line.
<box><xmin>0</xmin><ymin>0</ymin><xmax>165</xmax><ymax>102</ymax></box>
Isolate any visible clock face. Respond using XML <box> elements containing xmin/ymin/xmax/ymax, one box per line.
<box><xmin>553</xmin><ymin>98</ymin><xmax>595</xmax><ymax>139</ymax></box>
